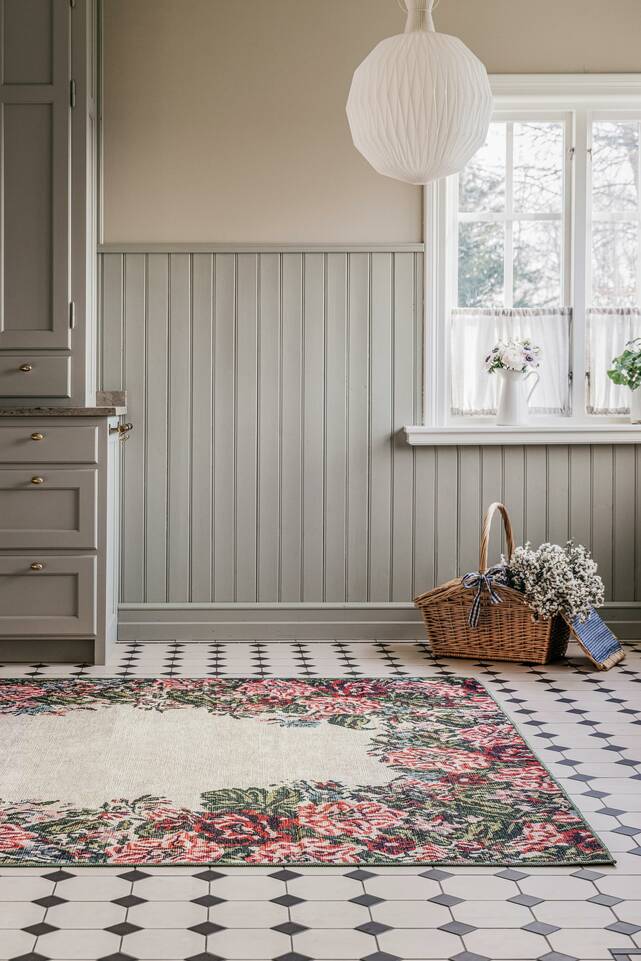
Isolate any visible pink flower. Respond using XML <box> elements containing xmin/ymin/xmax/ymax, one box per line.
<box><xmin>489</xmin><ymin>765</ymin><xmax>557</xmax><ymax>793</ymax></box>
<box><xmin>518</xmin><ymin>821</ymin><xmax>568</xmax><ymax>853</ymax></box>
<box><xmin>245</xmin><ymin>837</ymin><xmax>363</xmax><ymax>864</ymax></box>
<box><xmin>106</xmin><ymin>831</ymin><xmax>225</xmax><ymax>864</ymax></box>
<box><xmin>297</xmin><ymin>800</ymin><xmax>401</xmax><ymax>839</ymax></box>
<box><xmin>384</xmin><ymin>747</ymin><xmax>489</xmax><ymax>774</ymax></box>
<box><xmin>0</xmin><ymin>683</ymin><xmax>47</xmax><ymax>702</ymax></box>
<box><xmin>195</xmin><ymin>811</ymin><xmax>293</xmax><ymax>844</ymax></box>
<box><xmin>303</xmin><ymin>696</ymin><xmax>379</xmax><ymax>718</ymax></box>
<box><xmin>0</xmin><ymin>822</ymin><xmax>38</xmax><ymax>852</ymax></box>
<box><xmin>237</xmin><ymin>680</ymin><xmax>318</xmax><ymax>702</ymax></box>
<box><xmin>409</xmin><ymin>841</ymin><xmax>449</xmax><ymax>860</ymax></box>
<box><xmin>458</xmin><ymin>724</ymin><xmax>514</xmax><ymax>747</ymax></box>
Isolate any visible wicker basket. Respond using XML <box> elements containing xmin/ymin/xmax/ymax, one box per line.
<box><xmin>414</xmin><ymin>502</ymin><xmax>570</xmax><ymax>664</ymax></box>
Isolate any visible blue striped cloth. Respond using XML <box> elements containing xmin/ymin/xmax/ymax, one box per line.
<box><xmin>570</xmin><ymin>608</ymin><xmax>622</xmax><ymax>666</ymax></box>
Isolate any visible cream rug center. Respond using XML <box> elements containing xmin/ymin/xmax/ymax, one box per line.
<box><xmin>4</xmin><ymin>705</ymin><xmax>394</xmax><ymax>809</ymax></box>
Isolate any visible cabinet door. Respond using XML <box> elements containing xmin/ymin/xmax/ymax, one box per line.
<box><xmin>0</xmin><ymin>0</ymin><xmax>71</xmax><ymax>349</ymax></box>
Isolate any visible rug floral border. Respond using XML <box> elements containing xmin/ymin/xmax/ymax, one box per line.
<box><xmin>0</xmin><ymin>676</ymin><xmax>614</xmax><ymax>867</ymax></box>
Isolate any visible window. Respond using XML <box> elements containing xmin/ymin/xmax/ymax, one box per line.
<box><xmin>424</xmin><ymin>77</ymin><xmax>641</xmax><ymax>428</ymax></box>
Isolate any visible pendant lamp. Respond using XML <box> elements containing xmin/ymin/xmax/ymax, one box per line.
<box><xmin>346</xmin><ymin>0</ymin><xmax>493</xmax><ymax>185</ymax></box>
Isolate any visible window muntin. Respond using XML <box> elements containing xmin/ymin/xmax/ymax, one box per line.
<box><xmin>456</xmin><ymin>119</ymin><xmax>566</xmax><ymax>312</ymax></box>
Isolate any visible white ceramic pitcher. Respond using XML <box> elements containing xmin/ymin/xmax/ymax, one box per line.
<box><xmin>630</xmin><ymin>389</ymin><xmax>641</xmax><ymax>424</ymax></box>
<box><xmin>496</xmin><ymin>370</ymin><xmax>540</xmax><ymax>426</ymax></box>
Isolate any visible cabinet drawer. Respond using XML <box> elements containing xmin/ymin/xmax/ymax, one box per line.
<box><xmin>0</xmin><ymin>425</ymin><xmax>98</xmax><ymax>464</ymax></box>
<box><xmin>0</xmin><ymin>355</ymin><xmax>70</xmax><ymax>397</ymax></box>
<box><xmin>0</xmin><ymin>469</ymin><xmax>97</xmax><ymax>549</ymax></box>
<box><xmin>0</xmin><ymin>555</ymin><xmax>96</xmax><ymax>636</ymax></box>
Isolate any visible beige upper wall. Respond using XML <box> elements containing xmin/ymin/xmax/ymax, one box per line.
<box><xmin>102</xmin><ymin>0</ymin><xmax>641</xmax><ymax>244</ymax></box>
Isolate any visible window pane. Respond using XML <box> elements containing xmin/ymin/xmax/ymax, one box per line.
<box><xmin>592</xmin><ymin>121</ymin><xmax>639</xmax><ymax>214</ymax></box>
<box><xmin>513</xmin><ymin>122</ymin><xmax>564</xmax><ymax>213</ymax></box>
<box><xmin>592</xmin><ymin>221</ymin><xmax>639</xmax><ymax>306</ymax></box>
<box><xmin>513</xmin><ymin>221</ymin><xmax>562</xmax><ymax>308</ymax></box>
<box><xmin>459</xmin><ymin>122</ymin><xmax>505</xmax><ymax>213</ymax></box>
<box><xmin>458</xmin><ymin>221</ymin><xmax>504</xmax><ymax>307</ymax></box>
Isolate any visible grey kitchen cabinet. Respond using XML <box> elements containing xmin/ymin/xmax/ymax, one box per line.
<box><xmin>0</xmin><ymin>0</ymin><xmax>98</xmax><ymax>405</ymax></box>
<box><xmin>0</xmin><ymin>413</ymin><xmax>123</xmax><ymax>664</ymax></box>
<box><xmin>0</xmin><ymin>1</ymin><xmax>121</xmax><ymax>664</ymax></box>
<box><xmin>0</xmin><ymin>0</ymin><xmax>71</xmax><ymax>351</ymax></box>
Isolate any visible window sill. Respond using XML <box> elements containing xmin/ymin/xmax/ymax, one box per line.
<box><xmin>403</xmin><ymin>423</ymin><xmax>641</xmax><ymax>446</ymax></box>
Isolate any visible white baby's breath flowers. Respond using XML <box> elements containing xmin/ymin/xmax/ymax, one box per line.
<box><xmin>503</xmin><ymin>541</ymin><xmax>604</xmax><ymax>623</ymax></box>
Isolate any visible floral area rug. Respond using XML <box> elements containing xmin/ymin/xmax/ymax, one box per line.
<box><xmin>0</xmin><ymin>677</ymin><xmax>612</xmax><ymax>866</ymax></box>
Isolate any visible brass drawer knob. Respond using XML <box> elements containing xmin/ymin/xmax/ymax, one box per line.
<box><xmin>30</xmin><ymin>562</ymin><xmax>44</xmax><ymax>571</ymax></box>
<box><xmin>30</xmin><ymin>476</ymin><xmax>44</xmax><ymax>485</ymax></box>
<box><xmin>31</xmin><ymin>432</ymin><xmax>45</xmax><ymax>441</ymax></box>
<box><xmin>18</xmin><ymin>364</ymin><xmax>33</xmax><ymax>372</ymax></box>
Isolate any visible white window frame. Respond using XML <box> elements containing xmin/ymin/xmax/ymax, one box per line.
<box><xmin>415</xmin><ymin>74</ymin><xmax>641</xmax><ymax>443</ymax></box>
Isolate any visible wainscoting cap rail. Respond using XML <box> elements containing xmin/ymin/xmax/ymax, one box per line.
<box><xmin>404</xmin><ymin>424</ymin><xmax>641</xmax><ymax>446</ymax></box>
<box><xmin>98</xmin><ymin>242</ymin><xmax>426</xmax><ymax>254</ymax></box>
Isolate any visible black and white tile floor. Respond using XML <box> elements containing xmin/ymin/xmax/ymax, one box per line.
<box><xmin>1</xmin><ymin>639</ymin><xmax>641</xmax><ymax>961</ymax></box>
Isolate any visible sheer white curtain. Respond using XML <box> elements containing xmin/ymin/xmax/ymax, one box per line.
<box><xmin>587</xmin><ymin>308</ymin><xmax>641</xmax><ymax>414</ymax></box>
<box><xmin>450</xmin><ymin>308</ymin><xmax>571</xmax><ymax>415</ymax></box>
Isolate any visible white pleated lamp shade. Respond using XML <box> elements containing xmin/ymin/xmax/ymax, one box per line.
<box><xmin>346</xmin><ymin>0</ymin><xmax>493</xmax><ymax>185</ymax></box>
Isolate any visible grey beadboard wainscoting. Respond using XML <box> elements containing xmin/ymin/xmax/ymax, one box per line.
<box><xmin>99</xmin><ymin>248</ymin><xmax>641</xmax><ymax>640</ymax></box>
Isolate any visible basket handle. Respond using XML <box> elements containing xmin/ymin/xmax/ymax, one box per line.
<box><xmin>479</xmin><ymin>502</ymin><xmax>515</xmax><ymax>573</ymax></box>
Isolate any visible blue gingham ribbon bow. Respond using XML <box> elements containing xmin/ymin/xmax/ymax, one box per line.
<box><xmin>462</xmin><ymin>565</ymin><xmax>506</xmax><ymax>628</ymax></box>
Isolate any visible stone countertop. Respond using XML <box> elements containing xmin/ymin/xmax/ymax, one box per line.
<box><xmin>0</xmin><ymin>407</ymin><xmax>127</xmax><ymax>416</ymax></box>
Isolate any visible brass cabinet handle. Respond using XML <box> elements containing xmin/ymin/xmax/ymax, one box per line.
<box><xmin>18</xmin><ymin>364</ymin><xmax>33</xmax><ymax>372</ymax></box>
<box><xmin>109</xmin><ymin>422</ymin><xmax>134</xmax><ymax>440</ymax></box>
<box><xmin>31</xmin><ymin>432</ymin><xmax>45</xmax><ymax>441</ymax></box>
<box><xmin>30</xmin><ymin>562</ymin><xmax>44</xmax><ymax>571</ymax></box>
<box><xmin>30</xmin><ymin>476</ymin><xmax>44</xmax><ymax>485</ymax></box>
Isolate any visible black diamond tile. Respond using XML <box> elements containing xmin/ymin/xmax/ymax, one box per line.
<box><xmin>419</xmin><ymin>867</ymin><xmax>453</xmax><ymax>880</ymax></box>
<box><xmin>192</xmin><ymin>894</ymin><xmax>226</xmax><ymax>907</ymax></box>
<box><xmin>439</xmin><ymin>920</ymin><xmax>475</xmax><ymax>935</ymax></box>
<box><xmin>429</xmin><ymin>893</ymin><xmax>463</xmax><ymax>906</ymax></box>
<box><xmin>185</xmin><ymin>954</ymin><xmax>224</xmax><ymax>961</ymax></box>
<box><xmin>33</xmin><ymin>895</ymin><xmax>67</xmax><ymax>908</ymax></box>
<box><xmin>356</xmin><ymin>920</ymin><xmax>392</xmax><ymax>935</ymax></box>
<box><xmin>272</xmin><ymin>893</ymin><xmax>305</xmax><ymax>907</ymax></box>
<box><xmin>496</xmin><ymin>868</ymin><xmax>527</xmax><ymax>880</ymax></box>
<box><xmin>450</xmin><ymin>953</ymin><xmax>490</xmax><ymax>961</ymax></box>
<box><xmin>268</xmin><ymin>869</ymin><xmax>302</xmax><ymax>881</ymax></box>
<box><xmin>105</xmin><ymin>922</ymin><xmax>142</xmax><ymax>937</ymax></box>
<box><xmin>97</xmin><ymin>955</ymin><xmax>138</xmax><ymax>961</ymax></box>
<box><xmin>273</xmin><ymin>954</ymin><xmax>313</xmax><ymax>961</ymax></box>
<box><xmin>538</xmin><ymin>953</ymin><xmax>578</xmax><ymax>961</ymax></box>
<box><xmin>509</xmin><ymin>893</ymin><xmax>543</xmax><ymax>906</ymax></box>
<box><xmin>193</xmin><ymin>869</ymin><xmax>226</xmax><ymax>881</ymax></box>
<box><xmin>524</xmin><ymin>920</ymin><xmax>560</xmax><ymax>935</ymax></box>
<box><xmin>11</xmin><ymin>955</ymin><xmax>51</xmax><ymax>961</ymax></box>
<box><xmin>614</xmin><ymin>825</ymin><xmax>641</xmax><ymax>836</ymax></box>
<box><xmin>42</xmin><ymin>870</ymin><xmax>74</xmax><ymax>882</ymax></box>
<box><xmin>117</xmin><ymin>869</ymin><xmax>150</xmax><ymax>882</ymax></box>
<box><xmin>350</xmin><ymin>893</ymin><xmax>384</xmax><ymax>906</ymax></box>
<box><xmin>189</xmin><ymin>921</ymin><xmax>225</xmax><ymax>936</ymax></box>
<box><xmin>22</xmin><ymin>923</ymin><xmax>58</xmax><ymax>937</ymax></box>
<box><xmin>571</xmin><ymin>868</ymin><xmax>606</xmax><ymax>879</ymax></box>
<box><xmin>589</xmin><ymin>893</ymin><xmax>623</xmax><ymax>906</ymax></box>
<box><xmin>273</xmin><ymin>921</ymin><xmax>309</xmax><ymax>935</ymax></box>
<box><xmin>113</xmin><ymin>894</ymin><xmax>147</xmax><ymax>908</ymax></box>
<box><xmin>607</xmin><ymin>920</ymin><xmax>641</xmax><ymax>934</ymax></box>
<box><xmin>361</xmin><ymin>954</ymin><xmax>402</xmax><ymax>961</ymax></box>
<box><xmin>345</xmin><ymin>868</ymin><xmax>377</xmax><ymax>880</ymax></box>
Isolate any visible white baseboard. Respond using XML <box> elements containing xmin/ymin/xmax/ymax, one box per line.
<box><xmin>117</xmin><ymin>602</ymin><xmax>641</xmax><ymax>642</ymax></box>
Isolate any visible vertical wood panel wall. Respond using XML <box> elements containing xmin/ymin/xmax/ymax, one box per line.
<box><xmin>100</xmin><ymin>250</ymin><xmax>640</xmax><ymax>606</ymax></box>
